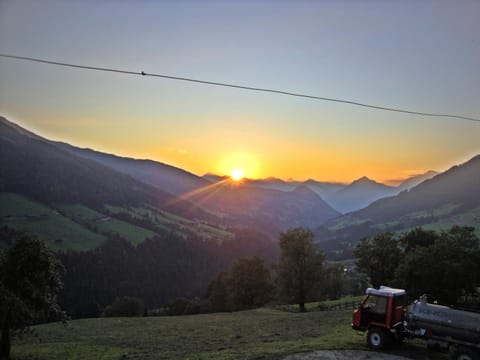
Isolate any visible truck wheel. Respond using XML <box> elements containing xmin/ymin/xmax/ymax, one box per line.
<box><xmin>451</xmin><ymin>347</ymin><xmax>479</xmax><ymax>360</ymax></box>
<box><xmin>367</xmin><ymin>328</ymin><xmax>390</xmax><ymax>350</ymax></box>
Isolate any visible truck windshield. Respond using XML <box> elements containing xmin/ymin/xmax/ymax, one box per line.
<box><xmin>362</xmin><ymin>295</ymin><xmax>387</xmax><ymax>315</ymax></box>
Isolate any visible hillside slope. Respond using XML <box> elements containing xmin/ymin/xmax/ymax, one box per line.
<box><xmin>57</xmin><ymin>142</ymin><xmax>209</xmax><ymax>196</ymax></box>
<box><xmin>186</xmin><ymin>181</ymin><xmax>340</xmax><ymax>232</ymax></box>
<box><xmin>316</xmin><ymin>155</ymin><xmax>480</xmax><ymax>257</ymax></box>
<box><xmin>325</xmin><ymin>177</ymin><xmax>397</xmax><ymax>213</ymax></box>
<box><xmin>355</xmin><ymin>155</ymin><xmax>480</xmax><ymax>222</ymax></box>
<box><xmin>397</xmin><ymin>170</ymin><xmax>438</xmax><ymax>191</ymax></box>
<box><xmin>0</xmin><ymin>116</ymin><xmax>339</xmax><ymax>249</ymax></box>
<box><xmin>0</xmin><ymin>117</ymin><xmax>227</xmax><ymax>249</ymax></box>
<box><xmin>0</xmin><ymin>116</ymin><xmax>171</xmax><ymax>208</ymax></box>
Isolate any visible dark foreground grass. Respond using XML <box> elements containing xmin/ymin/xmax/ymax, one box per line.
<box><xmin>12</xmin><ymin>308</ymin><xmax>446</xmax><ymax>360</ymax></box>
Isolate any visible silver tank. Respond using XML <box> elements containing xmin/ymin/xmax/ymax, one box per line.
<box><xmin>407</xmin><ymin>300</ymin><xmax>480</xmax><ymax>344</ymax></box>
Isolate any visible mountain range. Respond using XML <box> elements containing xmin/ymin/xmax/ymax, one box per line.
<box><xmin>316</xmin><ymin>155</ymin><xmax>480</xmax><ymax>259</ymax></box>
<box><xmin>183</xmin><ymin>182</ymin><xmax>339</xmax><ymax>232</ymax></box>
<box><xmin>2</xmin><ymin>115</ymin><xmax>478</xmax><ymax>318</ymax></box>
<box><xmin>0</xmin><ymin>116</ymin><xmax>337</xmax><ymax>250</ymax></box>
<box><xmin>203</xmin><ymin>171</ymin><xmax>437</xmax><ymax>214</ymax></box>
<box><xmin>56</xmin><ymin>142</ymin><xmax>209</xmax><ymax>196</ymax></box>
<box><xmin>1</xmin><ymin>116</ymin><xmax>479</xmax><ymax>259</ymax></box>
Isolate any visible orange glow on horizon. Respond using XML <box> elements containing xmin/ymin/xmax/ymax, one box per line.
<box><xmin>11</xmin><ymin>115</ymin><xmax>459</xmax><ymax>187</ymax></box>
<box><xmin>217</xmin><ymin>152</ymin><xmax>260</xmax><ymax>180</ymax></box>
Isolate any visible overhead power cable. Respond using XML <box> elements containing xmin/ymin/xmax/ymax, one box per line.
<box><xmin>1</xmin><ymin>53</ymin><xmax>479</xmax><ymax>123</ymax></box>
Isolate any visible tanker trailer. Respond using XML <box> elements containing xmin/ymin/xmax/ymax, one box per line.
<box><xmin>352</xmin><ymin>286</ymin><xmax>480</xmax><ymax>360</ymax></box>
<box><xmin>407</xmin><ymin>295</ymin><xmax>480</xmax><ymax>345</ymax></box>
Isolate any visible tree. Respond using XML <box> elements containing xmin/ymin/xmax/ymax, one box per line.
<box><xmin>227</xmin><ymin>256</ymin><xmax>274</xmax><ymax>310</ymax></box>
<box><xmin>354</xmin><ymin>232</ymin><xmax>402</xmax><ymax>288</ymax></box>
<box><xmin>399</xmin><ymin>227</ymin><xmax>437</xmax><ymax>253</ymax></box>
<box><xmin>277</xmin><ymin>228</ymin><xmax>325</xmax><ymax>312</ymax></box>
<box><xmin>396</xmin><ymin>226</ymin><xmax>480</xmax><ymax>305</ymax></box>
<box><xmin>205</xmin><ymin>271</ymin><xmax>230</xmax><ymax>312</ymax></box>
<box><xmin>204</xmin><ymin>256</ymin><xmax>275</xmax><ymax>312</ymax></box>
<box><xmin>0</xmin><ymin>235</ymin><xmax>65</xmax><ymax>360</ymax></box>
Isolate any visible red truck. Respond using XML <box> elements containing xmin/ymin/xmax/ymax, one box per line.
<box><xmin>352</xmin><ymin>286</ymin><xmax>480</xmax><ymax>360</ymax></box>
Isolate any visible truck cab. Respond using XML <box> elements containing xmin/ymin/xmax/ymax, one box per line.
<box><xmin>352</xmin><ymin>286</ymin><xmax>407</xmax><ymax>349</ymax></box>
<box><xmin>353</xmin><ymin>286</ymin><xmax>480</xmax><ymax>359</ymax></box>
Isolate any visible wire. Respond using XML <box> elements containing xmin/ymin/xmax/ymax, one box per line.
<box><xmin>1</xmin><ymin>53</ymin><xmax>479</xmax><ymax>123</ymax></box>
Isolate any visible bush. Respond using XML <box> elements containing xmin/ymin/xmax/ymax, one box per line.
<box><xmin>102</xmin><ymin>296</ymin><xmax>144</xmax><ymax>317</ymax></box>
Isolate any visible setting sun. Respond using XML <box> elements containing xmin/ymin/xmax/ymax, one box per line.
<box><xmin>231</xmin><ymin>168</ymin><xmax>245</xmax><ymax>182</ymax></box>
<box><xmin>217</xmin><ymin>152</ymin><xmax>260</xmax><ymax>180</ymax></box>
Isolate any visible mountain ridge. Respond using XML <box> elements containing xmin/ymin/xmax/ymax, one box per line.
<box><xmin>1</xmin><ymin>117</ymin><xmax>340</xmax><ymax>243</ymax></box>
<box><xmin>324</xmin><ymin>176</ymin><xmax>397</xmax><ymax>213</ymax></box>
<box><xmin>56</xmin><ymin>141</ymin><xmax>209</xmax><ymax>196</ymax></box>
<box><xmin>315</xmin><ymin>154</ymin><xmax>480</xmax><ymax>259</ymax></box>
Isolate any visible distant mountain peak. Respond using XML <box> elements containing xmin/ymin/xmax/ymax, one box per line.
<box><xmin>323</xmin><ymin>153</ymin><xmax>480</xmax><ymax>242</ymax></box>
<box><xmin>350</xmin><ymin>176</ymin><xmax>376</xmax><ymax>186</ymax></box>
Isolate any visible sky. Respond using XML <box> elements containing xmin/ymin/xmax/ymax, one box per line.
<box><xmin>1</xmin><ymin>0</ymin><xmax>479</xmax><ymax>184</ymax></box>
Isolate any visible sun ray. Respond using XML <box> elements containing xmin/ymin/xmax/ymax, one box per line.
<box><xmin>163</xmin><ymin>178</ymin><xmax>230</xmax><ymax>207</ymax></box>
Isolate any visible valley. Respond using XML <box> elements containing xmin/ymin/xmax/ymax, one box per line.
<box><xmin>1</xmin><ymin>115</ymin><xmax>479</xmax><ymax>320</ymax></box>
<box><xmin>1</xmin><ymin>115</ymin><xmax>479</xmax><ymax>259</ymax></box>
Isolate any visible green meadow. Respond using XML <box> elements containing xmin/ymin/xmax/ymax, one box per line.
<box><xmin>12</xmin><ymin>308</ymin><xmax>445</xmax><ymax>360</ymax></box>
<box><xmin>0</xmin><ymin>193</ymin><xmax>106</xmax><ymax>251</ymax></box>
<box><xmin>0</xmin><ymin>193</ymin><xmax>234</xmax><ymax>251</ymax></box>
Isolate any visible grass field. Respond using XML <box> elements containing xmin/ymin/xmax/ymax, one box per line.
<box><xmin>11</xmin><ymin>308</ymin><xmax>446</xmax><ymax>360</ymax></box>
<box><xmin>327</xmin><ymin>203</ymin><xmax>480</xmax><ymax>238</ymax></box>
<box><xmin>0</xmin><ymin>193</ymin><xmax>106</xmax><ymax>251</ymax></box>
<box><xmin>397</xmin><ymin>207</ymin><xmax>480</xmax><ymax>236</ymax></box>
<box><xmin>106</xmin><ymin>205</ymin><xmax>234</xmax><ymax>242</ymax></box>
<box><xmin>60</xmin><ymin>204</ymin><xmax>157</xmax><ymax>245</ymax></box>
<box><xmin>1</xmin><ymin>192</ymin><xmax>235</xmax><ymax>251</ymax></box>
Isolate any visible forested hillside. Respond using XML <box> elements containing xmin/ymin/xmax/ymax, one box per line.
<box><xmin>316</xmin><ymin>155</ymin><xmax>480</xmax><ymax>259</ymax></box>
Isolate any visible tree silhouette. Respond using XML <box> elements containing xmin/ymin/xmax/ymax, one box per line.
<box><xmin>228</xmin><ymin>256</ymin><xmax>274</xmax><ymax>310</ymax></box>
<box><xmin>354</xmin><ymin>232</ymin><xmax>401</xmax><ymax>288</ymax></box>
<box><xmin>0</xmin><ymin>235</ymin><xmax>65</xmax><ymax>360</ymax></box>
<box><xmin>277</xmin><ymin>228</ymin><xmax>325</xmax><ymax>312</ymax></box>
<box><xmin>396</xmin><ymin>226</ymin><xmax>480</xmax><ymax>304</ymax></box>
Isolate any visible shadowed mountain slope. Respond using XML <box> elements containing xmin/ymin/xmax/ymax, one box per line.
<box><xmin>1</xmin><ymin>117</ymin><xmax>340</xmax><ymax>239</ymax></box>
<box><xmin>316</xmin><ymin>155</ymin><xmax>480</xmax><ymax>258</ymax></box>
<box><xmin>0</xmin><ymin>117</ymin><xmax>215</xmax><ymax>224</ymax></box>
<box><xmin>397</xmin><ymin>170</ymin><xmax>438</xmax><ymax>191</ymax></box>
<box><xmin>186</xmin><ymin>180</ymin><xmax>340</xmax><ymax>232</ymax></box>
<box><xmin>325</xmin><ymin>176</ymin><xmax>397</xmax><ymax>214</ymax></box>
<box><xmin>57</xmin><ymin>142</ymin><xmax>209</xmax><ymax>196</ymax></box>
<box><xmin>0</xmin><ymin>117</ymin><xmax>170</xmax><ymax>207</ymax></box>
<box><xmin>354</xmin><ymin>155</ymin><xmax>480</xmax><ymax>222</ymax></box>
